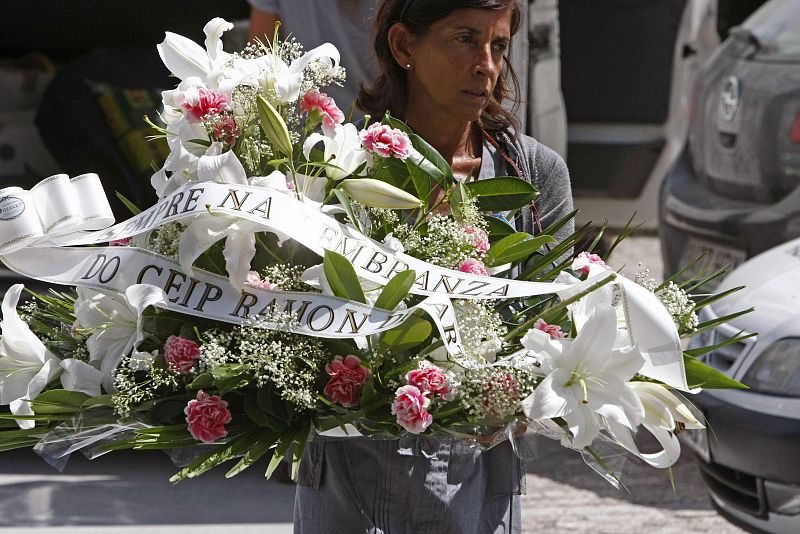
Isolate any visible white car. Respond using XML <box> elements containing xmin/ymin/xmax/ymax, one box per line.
<box><xmin>682</xmin><ymin>237</ymin><xmax>800</xmax><ymax>533</ymax></box>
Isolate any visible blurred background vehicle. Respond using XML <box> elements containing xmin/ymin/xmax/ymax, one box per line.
<box><xmin>534</xmin><ymin>0</ymin><xmax>767</xmax><ymax>231</ymax></box>
<box><xmin>660</xmin><ymin>0</ymin><xmax>800</xmax><ymax>284</ymax></box>
<box><xmin>681</xmin><ymin>236</ymin><xmax>800</xmax><ymax>534</ymax></box>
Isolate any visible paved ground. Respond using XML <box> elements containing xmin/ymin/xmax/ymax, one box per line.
<box><xmin>521</xmin><ymin>437</ymin><xmax>743</xmax><ymax>533</ymax></box>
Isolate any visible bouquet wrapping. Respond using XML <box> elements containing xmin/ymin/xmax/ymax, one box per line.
<box><xmin>0</xmin><ymin>18</ymin><xmax>746</xmax><ymax>483</ymax></box>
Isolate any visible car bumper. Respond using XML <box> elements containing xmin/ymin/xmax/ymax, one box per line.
<box><xmin>682</xmin><ymin>389</ymin><xmax>800</xmax><ymax>532</ymax></box>
<box><xmin>660</xmin><ymin>147</ymin><xmax>800</xmax><ymax>279</ymax></box>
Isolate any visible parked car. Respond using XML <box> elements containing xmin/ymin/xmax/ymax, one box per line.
<box><xmin>541</xmin><ymin>0</ymin><xmax>768</xmax><ymax>231</ymax></box>
<box><xmin>680</xmin><ymin>236</ymin><xmax>800</xmax><ymax>533</ymax></box>
<box><xmin>660</xmin><ymin>0</ymin><xmax>800</xmax><ymax>282</ymax></box>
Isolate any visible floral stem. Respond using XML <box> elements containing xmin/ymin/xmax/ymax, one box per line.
<box><xmin>502</xmin><ymin>272</ymin><xmax>617</xmax><ymax>341</ymax></box>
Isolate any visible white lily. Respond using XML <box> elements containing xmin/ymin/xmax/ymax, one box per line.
<box><xmin>150</xmin><ymin>125</ymin><xmax>218</xmax><ymax>198</ymax></box>
<box><xmin>0</xmin><ymin>285</ymin><xmax>61</xmax><ymax>429</ymax></box>
<box><xmin>604</xmin><ymin>382</ymin><xmax>704</xmax><ymax>468</ymax></box>
<box><xmin>522</xmin><ymin>306</ymin><xmax>645</xmax><ymax>449</ymax></box>
<box><xmin>303</xmin><ymin>123</ymin><xmax>371</xmax><ymax>180</ymax></box>
<box><xmin>74</xmin><ymin>285</ymin><xmax>166</xmax><ymax>391</ymax></box>
<box><xmin>232</xmin><ymin>42</ymin><xmax>340</xmax><ymax>104</ymax></box>
<box><xmin>555</xmin><ymin>270</ymin><xmax>688</xmax><ymax>390</ymax></box>
<box><xmin>157</xmin><ymin>17</ymin><xmax>235</xmax><ymax>93</ymax></box>
<box><xmin>176</xmin><ymin>145</ymin><xmax>268</xmax><ymax>287</ymax></box>
<box><xmin>60</xmin><ymin>359</ymin><xmax>104</xmax><ymax>397</ymax></box>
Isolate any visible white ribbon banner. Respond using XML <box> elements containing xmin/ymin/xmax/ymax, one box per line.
<box><xmin>1</xmin><ymin>245</ymin><xmax>465</xmax><ymax>355</ymax></box>
<box><xmin>2</xmin><ymin>180</ymin><xmax>570</xmax><ymax>299</ymax></box>
<box><xmin>0</xmin><ymin>173</ymin><xmax>114</xmax><ymax>253</ymax></box>
<box><xmin>0</xmin><ymin>176</ymin><xmax>689</xmax><ymax>390</ymax></box>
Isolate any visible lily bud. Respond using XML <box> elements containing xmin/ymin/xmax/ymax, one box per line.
<box><xmin>339</xmin><ymin>179</ymin><xmax>422</xmax><ymax>210</ymax></box>
<box><xmin>257</xmin><ymin>95</ymin><xmax>293</xmax><ymax>156</ymax></box>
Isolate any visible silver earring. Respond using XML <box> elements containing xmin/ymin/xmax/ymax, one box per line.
<box><xmin>405</xmin><ymin>63</ymin><xmax>412</xmax><ymax>69</ymax></box>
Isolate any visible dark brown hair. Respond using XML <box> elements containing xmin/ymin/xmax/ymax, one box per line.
<box><xmin>358</xmin><ymin>0</ymin><xmax>522</xmax><ymax>132</ymax></box>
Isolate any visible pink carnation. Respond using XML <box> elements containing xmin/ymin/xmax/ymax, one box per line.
<box><xmin>185</xmin><ymin>390</ymin><xmax>232</xmax><ymax>443</ymax></box>
<box><xmin>244</xmin><ymin>271</ymin><xmax>279</xmax><ymax>291</ymax></box>
<box><xmin>391</xmin><ymin>385</ymin><xmax>433</xmax><ymax>434</ymax></box>
<box><xmin>572</xmin><ymin>251</ymin><xmax>609</xmax><ymax>276</ymax></box>
<box><xmin>459</xmin><ymin>258</ymin><xmax>489</xmax><ymax>276</ymax></box>
<box><xmin>164</xmin><ymin>335</ymin><xmax>200</xmax><ymax>374</ymax></box>
<box><xmin>406</xmin><ymin>366</ymin><xmax>449</xmax><ymax>398</ymax></box>
<box><xmin>464</xmin><ymin>226</ymin><xmax>490</xmax><ymax>254</ymax></box>
<box><xmin>534</xmin><ymin>318</ymin><xmax>565</xmax><ymax>340</ymax></box>
<box><xmin>323</xmin><ymin>354</ymin><xmax>371</xmax><ymax>408</ymax></box>
<box><xmin>182</xmin><ymin>87</ymin><xmax>230</xmax><ymax>122</ymax></box>
<box><xmin>300</xmin><ymin>91</ymin><xmax>344</xmax><ymax>129</ymax></box>
<box><xmin>360</xmin><ymin>123</ymin><xmax>411</xmax><ymax>160</ymax></box>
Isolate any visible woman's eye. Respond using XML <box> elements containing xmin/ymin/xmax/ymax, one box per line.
<box><xmin>493</xmin><ymin>42</ymin><xmax>508</xmax><ymax>54</ymax></box>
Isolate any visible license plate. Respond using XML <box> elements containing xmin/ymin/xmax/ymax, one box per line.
<box><xmin>680</xmin><ymin>427</ymin><xmax>710</xmax><ymax>463</ymax></box>
<box><xmin>682</xmin><ymin>238</ymin><xmax>747</xmax><ymax>282</ymax></box>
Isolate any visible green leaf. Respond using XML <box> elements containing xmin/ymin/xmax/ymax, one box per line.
<box><xmin>291</xmin><ymin>419</ymin><xmax>311</xmax><ymax>480</ymax></box>
<box><xmin>186</xmin><ymin>372</ymin><xmax>214</xmax><ymax>391</ymax></box>
<box><xmin>30</xmin><ymin>390</ymin><xmax>91</xmax><ymax>414</ymax></box>
<box><xmin>170</xmin><ymin>430</ymin><xmax>262</xmax><ymax>483</ymax></box>
<box><xmin>684</xmin><ymin>355</ymin><xmax>748</xmax><ymax>389</ymax></box>
<box><xmin>244</xmin><ymin>390</ymin><xmax>285</xmax><ymax>431</ymax></box>
<box><xmin>379</xmin><ymin>315</ymin><xmax>432</xmax><ymax>351</ymax></box>
<box><xmin>466</xmin><ymin>177</ymin><xmax>538</xmax><ymax>211</ymax></box>
<box><xmin>115</xmin><ymin>192</ymin><xmax>142</xmax><ymax>215</ymax></box>
<box><xmin>484</xmin><ymin>215</ymin><xmax>517</xmax><ymax>238</ymax></box>
<box><xmin>407</xmin><ymin>159</ymin><xmax>433</xmax><ymax>203</ymax></box>
<box><xmin>684</xmin><ymin>308</ymin><xmax>754</xmax><ymax>339</ymax></box>
<box><xmin>333</xmin><ymin>189</ymin><xmax>365</xmax><ymax>234</ymax></box>
<box><xmin>374</xmin><ymin>270</ymin><xmax>416</xmax><ymax>311</ymax></box>
<box><xmin>226</xmin><ymin>432</ymin><xmax>280</xmax><ymax>478</ymax></box>
<box><xmin>211</xmin><ymin>364</ymin><xmax>250</xmax><ymax>396</ymax></box>
<box><xmin>81</xmin><ymin>394</ymin><xmax>114</xmax><ymax>409</ymax></box>
<box><xmin>484</xmin><ymin>232</ymin><xmax>528</xmax><ymax>264</ymax></box>
<box><xmin>486</xmin><ymin>235</ymin><xmax>556</xmax><ymax>267</ymax></box>
<box><xmin>265</xmin><ymin>433</ymin><xmax>293</xmax><ymax>479</ymax></box>
<box><xmin>409</xmin><ymin>133</ymin><xmax>453</xmax><ymax>183</ymax></box>
<box><xmin>381</xmin><ymin>113</ymin><xmax>414</xmax><ymax>135</ymax></box>
<box><xmin>381</xmin><ymin>112</ymin><xmax>452</xmax><ymax>184</ymax></box>
<box><xmin>447</xmin><ymin>180</ymin><xmax>470</xmax><ymax>223</ymax></box>
<box><xmin>323</xmin><ymin>249</ymin><xmax>367</xmax><ymax>304</ymax></box>
<box><xmin>359</xmin><ymin>376</ymin><xmax>376</xmax><ymax>406</ymax></box>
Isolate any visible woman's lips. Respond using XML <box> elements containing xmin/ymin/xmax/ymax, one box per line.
<box><xmin>463</xmin><ymin>89</ymin><xmax>487</xmax><ymax>99</ymax></box>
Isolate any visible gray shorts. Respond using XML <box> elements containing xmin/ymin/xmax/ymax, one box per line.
<box><xmin>293</xmin><ymin>437</ymin><xmax>525</xmax><ymax>534</ymax></box>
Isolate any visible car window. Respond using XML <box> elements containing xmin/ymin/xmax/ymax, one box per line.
<box><xmin>743</xmin><ymin>0</ymin><xmax>800</xmax><ymax>56</ymax></box>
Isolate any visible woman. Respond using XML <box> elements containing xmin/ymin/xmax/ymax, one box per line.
<box><xmin>294</xmin><ymin>1</ymin><xmax>573</xmax><ymax>532</ymax></box>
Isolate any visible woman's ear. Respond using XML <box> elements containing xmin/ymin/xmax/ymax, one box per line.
<box><xmin>387</xmin><ymin>23</ymin><xmax>415</xmax><ymax>69</ymax></box>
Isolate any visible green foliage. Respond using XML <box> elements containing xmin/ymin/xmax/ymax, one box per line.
<box><xmin>374</xmin><ymin>270</ymin><xmax>416</xmax><ymax>311</ymax></box>
<box><xmin>465</xmin><ymin>177</ymin><xmax>538</xmax><ymax>211</ymax></box>
<box><xmin>323</xmin><ymin>249</ymin><xmax>367</xmax><ymax>304</ymax></box>
<box><xmin>684</xmin><ymin>355</ymin><xmax>748</xmax><ymax>389</ymax></box>
<box><xmin>484</xmin><ymin>233</ymin><xmax>556</xmax><ymax>267</ymax></box>
<box><xmin>379</xmin><ymin>315</ymin><xmax>432</xmax><ymax>352</ymax></box>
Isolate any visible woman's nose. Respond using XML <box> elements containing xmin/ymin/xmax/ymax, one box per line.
<box><xmin>473</xmin><ymin>44</ymin><xmax>497</xmax><ymax>78</ymax></box>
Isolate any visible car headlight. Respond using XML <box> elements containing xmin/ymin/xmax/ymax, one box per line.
<box><xmin>741</xmin><ymin>338</ymin><xmax>800</xmax><ymax>397</ymax></box>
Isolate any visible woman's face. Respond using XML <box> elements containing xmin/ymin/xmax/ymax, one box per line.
<box><xmin>404</xmin><ymin>7</ymin><xmax>512</xmax><ymax>124</ymax></box>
